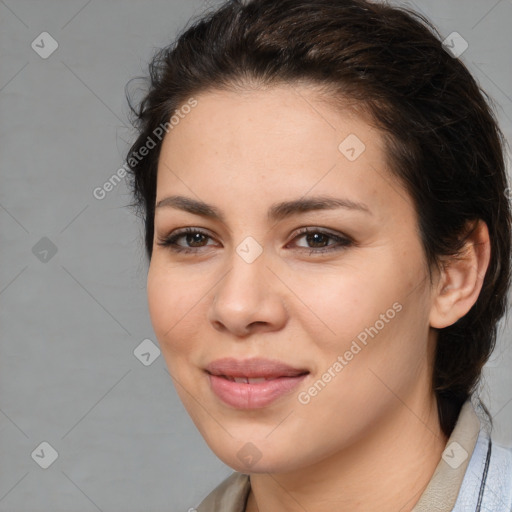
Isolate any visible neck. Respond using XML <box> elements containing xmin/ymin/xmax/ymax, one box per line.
<box><xmin>246</xmin><ymin>392</ymin><xmax>448</xmax><ymax>512</ymax></box>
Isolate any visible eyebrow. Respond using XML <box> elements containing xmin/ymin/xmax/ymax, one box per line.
<box><xmin>155</xmin><ymin>194</ymin><xmax>372</xmax><ymax>222</ymax></box>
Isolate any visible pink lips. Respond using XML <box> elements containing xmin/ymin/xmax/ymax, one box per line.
<box><xmin>205</xmin><ymin>357</ymin><xmax>309</xmax><ymax>409</ymax></box>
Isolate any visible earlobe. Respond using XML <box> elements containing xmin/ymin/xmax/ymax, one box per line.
<box><xmin>429</xmin><ymin>220</ymin><xmax>491</xmax><ymax>329</ymax></box>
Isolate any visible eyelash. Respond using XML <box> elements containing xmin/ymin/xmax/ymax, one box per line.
<box><xmin>156</xmin><ymin>227</ymin><xmax>353</xmax><ymax>255</ymax></box>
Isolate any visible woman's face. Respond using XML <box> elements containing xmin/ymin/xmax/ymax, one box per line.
<box><xmin>147</xmin><ymin>84</ymin><xmax>439</xmax><ymax>473</ymax></box>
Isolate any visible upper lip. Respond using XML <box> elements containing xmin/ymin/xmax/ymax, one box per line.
<box><xmin>205</xmin><ymin>357</ymin><xmax>309</xmax><ymax>379</ymax></box>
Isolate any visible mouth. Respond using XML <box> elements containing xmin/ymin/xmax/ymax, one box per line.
<box><xmin>204</xmin><ymin>357</ymin><xmax>310</xmax><ymax>409</ymax></box>
<box><xmin>218</xmin><ymin>375</ymin><xmax>290</xmax><ymax>384</ymax></box>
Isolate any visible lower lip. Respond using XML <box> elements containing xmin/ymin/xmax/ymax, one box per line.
<box><xmin>207</xmin><ymin>373</ymin><xmax>308</xmax><ymax>409</ymax></box>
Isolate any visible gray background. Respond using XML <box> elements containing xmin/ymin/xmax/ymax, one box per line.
<box><xmin>1</xmin><ymin>0</ymin><xmax>511</xmax><ymax>510</ymax></box>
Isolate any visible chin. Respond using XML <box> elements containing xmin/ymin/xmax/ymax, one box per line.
<box><xmin>221</xmin><ymin>452</ymin><xmax>292</xmax><ymax>474</ymax></box>
<box><xmin>203</xmin><ymin>433</ymin><xmax>311</xmax><ymax>475</ymax></box>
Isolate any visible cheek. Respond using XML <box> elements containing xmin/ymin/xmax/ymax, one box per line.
<box><xmin>288</xmin><ymin>263</ymin><xmax>390</xmax><ymax>350</ymax></box>
<box><xmin>146</xmin><ymin>262</ymin><xmax>205</xmax><ymax>350</ymax></box>
<box><xmin>294</xmin><ymin>253</ymin><xmax>426</xmax><ymax>371</ymax></box>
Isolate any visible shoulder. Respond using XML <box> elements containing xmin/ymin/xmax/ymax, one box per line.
<box><xmin>195</xmin><ymin>472</ymin><xmax>251</xmax><ymax>512</ymax></box>
<box><xmin>453</xmin><ymin>429</ymin><xmax>512</xmax><ymax>511</ymax></box>
<box><xmin>487</xmin><ymin>437</ymin><xmax>512</xmax><ymax>505</ymax></box>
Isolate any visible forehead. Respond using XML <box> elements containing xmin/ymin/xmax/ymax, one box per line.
<box><xmin>158</xmin><ymin>85</ymin><xmax>381</xmax><ymax>175</ymax></box>
<box><xmin>167</xmin><ymin>83</ymin><xmax>372</xmax><ymax>142</ymax></box>
<box><xmin>155</xmin><ymin>85</ymin><xmax>411</xmax><ymax>223</ymax></box>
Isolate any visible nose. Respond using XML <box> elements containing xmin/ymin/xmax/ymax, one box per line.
<box><xmin>207</xmin><ymin>248</ymin><xmax>289</xmax><ymax>337</ymax></box>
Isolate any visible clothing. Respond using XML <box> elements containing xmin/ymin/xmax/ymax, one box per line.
<box><xmin>195</xmin><ymin>399</ymin><xmax>512</xmax><ymax>511</ymax></box>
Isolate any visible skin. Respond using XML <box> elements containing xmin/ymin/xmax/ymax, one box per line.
<box><xmin>146</xmin><ymin>83</ymin><xmax>490</xmax><ymax>511</ymax></box>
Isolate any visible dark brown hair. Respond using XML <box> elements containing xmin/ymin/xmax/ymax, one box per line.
<box><xmin>125</xmin><ymin>0</ymin><xmax>511</xmax><ymax>437</ymax></box>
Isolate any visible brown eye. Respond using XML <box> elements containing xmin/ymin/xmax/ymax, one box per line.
<box><xmin>185</xmin><ymin>232</ymin><xmax>209</xmax><ymax>247</ymax></box>
<box><xmin>290</xmin><ymin>228</ymin><xmax>353</xmax><ymax>254</ymax></box>
<box><xmin>157</xmin><ymin>228</ymin><xmax>218</xmax><ymax>253</ymax></box>
<box><xmin>304</xmin><ymin>232</ymin><xmax>330</xmax><ymax>247</ymax></box>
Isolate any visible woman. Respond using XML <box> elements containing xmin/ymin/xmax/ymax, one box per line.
<box><xmin>125</xmin><ymin>0</ymin><xmax>512</xmax><ymax>510</ymax></box>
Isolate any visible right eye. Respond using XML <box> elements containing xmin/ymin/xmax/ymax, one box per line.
<box><xmin>156</xmin><ymin>227</ymin><xmax>220</xmax><ymax>254</ymax></box>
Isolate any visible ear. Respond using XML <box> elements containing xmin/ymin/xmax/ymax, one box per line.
<box><xmin>429</xmin><ymin>219</ymin><xmax>491</xmax><ymax>329</ymax></box>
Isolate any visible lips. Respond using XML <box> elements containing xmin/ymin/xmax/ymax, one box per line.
<box><xmin>224</xmin><ymin>376</ymin><xmax>272</xmax><ymax>384</ymax></box>
<box><xmin>205</xmin><ymin>357</ymin><xmax>309</xmax><ymax>379</ymax></box>
<box><xmin>205</xmin><ymin>357</ymin><xmax>309</xmax><ymax>409</ymax></box>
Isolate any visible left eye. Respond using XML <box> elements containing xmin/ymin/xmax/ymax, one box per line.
<box><xmin>288</xmin><ymin>229</ymin><xmax>352</xmax><ymax>252</ymax></box>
